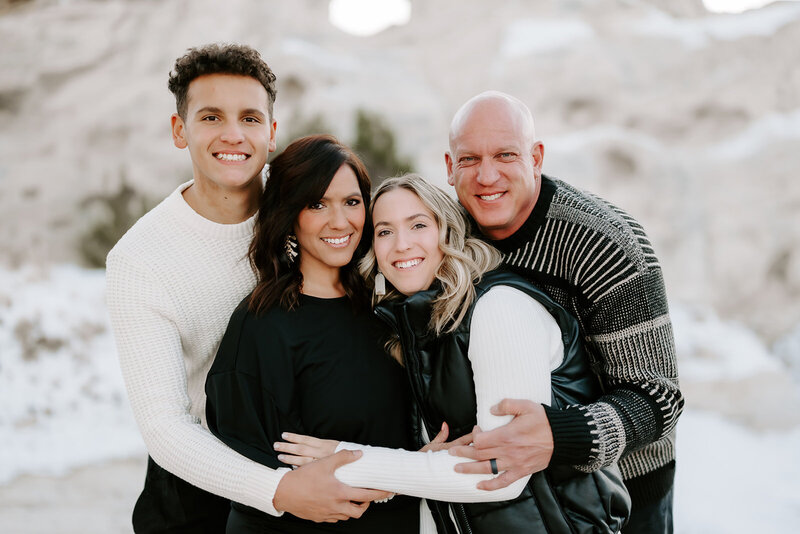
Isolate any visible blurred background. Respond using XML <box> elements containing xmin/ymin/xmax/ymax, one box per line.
<box><xmin>1</xmin><ymin>0</ymin><xmax>799</xmax><ymax>531</ymax></box>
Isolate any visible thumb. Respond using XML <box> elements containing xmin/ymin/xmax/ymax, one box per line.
<box><xmin>490</xmin><ymin>398</ymin><xmax>536</xmax><ymax>416</ymax></box>
<box><xmin>430</xmin><ymin>422</ymin><xmax>450</xmax><ymax>444</ymax></box>
<box><xmin>329</xmin><ymin>449</ymin><xmax>363</xmax><ymax>468</ymax></box>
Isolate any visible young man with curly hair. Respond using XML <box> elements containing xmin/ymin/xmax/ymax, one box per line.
<box><xmin>106</xmin><ymin>43</ymin><xmax>385</xmax><ymax>533</ymax></box>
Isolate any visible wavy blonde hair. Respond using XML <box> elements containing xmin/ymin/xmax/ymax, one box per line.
<box><xmin>360</xmin><ymin>174</ymin><xmax>503</xmax><ymax>335</ymax></box>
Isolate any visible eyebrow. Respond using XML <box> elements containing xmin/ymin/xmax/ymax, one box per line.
<box><xmin>374</xmin><ymin>213</ymin><xmax>432</xmax><ymax>227</ymax></box>
<box><xmin>318</xmin><ymin>191</ymin><xmax>363</xmax><ymax>202</ymax></box>
<box><xmin>194</xmin><ymin>106</ymin><xmax>266</xmax><ymax>119</ymax></box>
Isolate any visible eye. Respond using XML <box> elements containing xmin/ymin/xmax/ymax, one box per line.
<box><xmin>412</xmin><ymin>222</ymin><xmax>427</xmax><ymax>230</ymax></box>
<box><xmin>376</xmin><ymin>229</ymin><xmax>391</xmax><ymax>237</ymax></box>
<box><xmin>201</xmin><ymin>115</ymin><xmax>220</xmax><ymax>122</ymax></box>
<box><xmin>459</xmin><ymin>156</ymin><xmax>477</xmax><ymax>165</ymax></box>
<box><xmin>498</xmin><ymin>152</ymin><xmax>517</xmax><ymax>161</ymax></box>
<box><xmin>308</xmin><ymin>201</ymin><xmax>324</xmax><ymax>210</ymax></box>
<box><xmin>345</xmin><ymin>198</ymin><xmax>362</xmax><ymax>207</ymax></box>
<box><xmin>243</xmin><ymin>116</ymin><xmax>261</xmax><ymax>123</ymax></box>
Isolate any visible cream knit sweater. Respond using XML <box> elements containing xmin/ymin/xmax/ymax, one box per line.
<box><xmin>106</xmin><ymin>180</ymin><xmax>288</xmax><ymax>516</ymax></box>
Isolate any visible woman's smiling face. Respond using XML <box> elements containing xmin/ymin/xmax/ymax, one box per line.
<box><xmin>372</xmin><ymin>188</ymin><xmax>444</xmax><ymax>296</ymax></box>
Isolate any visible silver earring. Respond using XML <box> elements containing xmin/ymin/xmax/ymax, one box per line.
<box><xmin>285</xmin><ymin>234</ymin><xmax>298</xmax><ymax>264</ymax></box>
<box><xmin>375</xmin><ymin>271</ymin><xmax>386</xmax><ymax>296</ymax></box>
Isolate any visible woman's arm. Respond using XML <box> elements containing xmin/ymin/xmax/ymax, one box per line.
<box><xmin>316</xmin><ymin>286</ymin><xmax>564</xmax><ymax>502</ymax></box>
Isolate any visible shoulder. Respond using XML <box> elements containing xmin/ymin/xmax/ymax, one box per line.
<box><xmin>474</xmin><ymin>285</ymin><xmax>551</xmax><ymax>320</ymax></box>
<box><xmin>106</xmin><ymin>184</ymin><xmax>187</xmax><ymax>267</ymax></box>
<box><xmin>545</xmin><ymin>176</ymin><xmax>658</xmax><ymax>269</ymax></box>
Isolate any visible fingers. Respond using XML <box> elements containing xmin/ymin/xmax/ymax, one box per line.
<box><xmin>328</xmin><ymin>449</ymin><xmax>362</xmax><ymax>467</ymax></box>
<box><xmin>430</xmin><ymin>421</ymin><xmax>449</xmax><ymax>444</ymax></box>
<box><xmin>274</xmin><ymin>441</ymin><xmax>319</xmax><ymax>458</ymax></box>
<box><xmin>277</xmin><ymin>454</ymin><xmax>314</xmax><ymax>467</ymax></box>
<box><xmin>451</xmin><ymin>431</ymin><xmax>474</xmax><ymax>447</ymax></box>
<box><xmin>472</xmin><ymin>425</ymin><xmax>515</xmax><ymax>449</ymax></box>
<box><xmin>346</xmin><ymin>488</ymin><xmax>392</xmax><ymax>503</ymax></box>
<box><xmin>280</xmin><ymin>432</ymin><xmax>317</xmax><ymax>445</ymax></box>
<box><xmin>490</xmin><ymin>398</ymin><xmax>537</xmax><ymax>417</ymax></box>
<box><xmin>453</xmin><ymin>458</ymin><xmax>499</xmax><ymax>475</ymax></box>
<box><xmin>448</xmin><ymin>444</ymin><xmax>497</xmax><ymax>461</ymax></box>
<box><xmin>476</xmin><ymin>469</ymin><xmax>524</xmax><ymax>491</ymax></box>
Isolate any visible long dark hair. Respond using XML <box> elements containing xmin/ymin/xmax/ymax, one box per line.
<box><xmin>249</xmin><ymin>134</ymin><xmax>372</xmax><ymax>313</ymax></box>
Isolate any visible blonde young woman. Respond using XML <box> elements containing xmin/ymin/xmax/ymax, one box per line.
<box><xmin>276</xmin><ymin>174</ymin><xmax>630</xmax><ymax>534</ymax></box>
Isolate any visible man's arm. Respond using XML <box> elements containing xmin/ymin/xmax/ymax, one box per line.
<box><xmin>452</xmin><ymin>267</ymin><xmax>683</xmax><ymax>487</ymax></box>
<box><xmin>106</xmin><ymin>250</ymin><xmax>383</xmax><ymax>520</ymax></box>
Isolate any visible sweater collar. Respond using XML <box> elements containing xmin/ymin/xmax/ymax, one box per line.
<box><xmin>168</xmin><ymin>180</ymin><xmax>257</xmax><ymax>241</ymax></box>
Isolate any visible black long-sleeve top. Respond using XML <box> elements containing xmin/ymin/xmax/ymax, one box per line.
<box><xmin>206</xmin><ymin>294</ymin><xmax>419</xmax><ymax>533</ymax></box>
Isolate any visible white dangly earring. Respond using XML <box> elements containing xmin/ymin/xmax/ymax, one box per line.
<box><xmin>285</xmin><ymin>234</ymin><xmax>299</xmax><ymax>264</ymax></box>
<box><xmin>374</xmin><ymin>271</ymin><xmax>386</xmax><ymax>296</ymax></box>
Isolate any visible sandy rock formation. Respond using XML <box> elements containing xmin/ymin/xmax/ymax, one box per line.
<box><xmin>0</xmin><ymin>0</ymin><xmax>799</xmax><ymax>344</ymax></box>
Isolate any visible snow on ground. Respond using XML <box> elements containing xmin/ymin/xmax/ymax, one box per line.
<box><xmin>0</xmin><ymin>265</ymin><xmax>143</xmax><ymax>484</ymax></box>
<box><xmin>675</xmin><ymin>410</ymin><xmax>800</xmax><ymax>533</ymax></box>
<box><xmin>1</xmin><ymin>264</ymin><xmax>799</xmax><ymax>530</ymax></box>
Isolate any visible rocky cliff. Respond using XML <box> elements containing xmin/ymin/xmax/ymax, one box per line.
<box><xmin>1</xmin><ymin>0</ymin><xmax>799</xmax><ymax>343</ymax></box>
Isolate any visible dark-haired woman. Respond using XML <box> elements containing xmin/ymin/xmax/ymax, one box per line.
<box><xmin>205</xmin><ymin>135</ymin><xmax>419</xmax><ymax>533</ymax></box>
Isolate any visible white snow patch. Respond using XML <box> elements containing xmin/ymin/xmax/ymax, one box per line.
<box><xmin>635</xmin><ymin>3</ymin><xmax>800</xmax><ymax>49</ymax></box>
<box><xmin>675</xmin><ymin>410</ymin><xmax>800</xmax><ymax>532</ymax></box>
<box><xmin>671</xmin><ymin>304</ymin><xmax>782</xmax><ymax>382</ymax></box>
<box><xmin>0</xmin><ymin>265</ymin><xmax>143</xmax><ymax>484</ymax></box>
<box><xmin>707</xmin><ymin>109</ymin><xmax>800</xmax><ymax>160</ymax></box>
<box><xmin>500</xmin><ymin>18</ymin><xmax>594</xmax><ymax>57</ymax></box>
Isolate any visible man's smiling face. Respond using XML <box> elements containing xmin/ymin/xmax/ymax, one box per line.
<box><xmin>446</xmin><ymin>97</ymin><xmax>542</xmax><ymax>240</ymax></box>
<box><xmin>171</xmin><ymin>73</ymin><xmax>276</xmax><ymax>192</ymax></box>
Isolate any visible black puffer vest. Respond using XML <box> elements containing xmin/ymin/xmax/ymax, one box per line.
<box><xmin>375</xmin><ymin>269</ymin><xmax>631</xmax><ymax>534</ymax></box>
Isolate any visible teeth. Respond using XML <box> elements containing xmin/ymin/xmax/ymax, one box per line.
<box><xmin>216</xmin><ymin>153</ymin><xmax>247</xmax><ymax>161</ymax></box>
<box><xmin>479</xmin><ymin>193</ymin><xmax>503</xmax><ymax>201</ymax></box>
<box><xmin>322</xmin><ymin>236</ymin><xmax>350</xmax><ymax>245</ymax></box>
<box><xmin>394</xmin><ymin>258</ymin><xmax>422</xmax><ymax>269</ymax></box>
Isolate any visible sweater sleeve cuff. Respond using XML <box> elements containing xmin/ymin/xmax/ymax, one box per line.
<box><xmin>543</xmin><ymin>404</ymin><xmax>595</xmax><ymax>466</ymax></box>
<box><xmin>243</xmin><ymin>464</ymin><xmax>291</xmax><ymax>517</ymax></box>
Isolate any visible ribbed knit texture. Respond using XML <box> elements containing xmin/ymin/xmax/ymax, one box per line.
<box><xmin>334</xmin><ymin>286</ymin><xmax>564</xmax><ymax>530</ymax></box>
<box><xmin>495</xmin><ymin>175</ymin><xmax>683</xmax><ymax>504</ymax></box>
<box><xmin>105</xmin><ymin>180</ymin><xmax>288</xmax><ymax>516</ymax></box>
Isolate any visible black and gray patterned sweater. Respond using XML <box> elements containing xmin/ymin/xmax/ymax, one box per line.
<box><xmin>492</xmin><ymin>175</ymin><xmax>684</xmax><ymax>507</ymax></box>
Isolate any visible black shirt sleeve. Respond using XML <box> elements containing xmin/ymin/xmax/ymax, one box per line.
<box><xmin>205</xmin><ymin>302</ymin><xmax>303</xmax><ymax>470</ymax></box>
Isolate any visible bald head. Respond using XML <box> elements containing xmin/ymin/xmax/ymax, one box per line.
<box><xmin>445</xmin><ymin>91</ymin><xmax>544</xmax><ymax>240</ymax></box>
<box><xmin>449</xmin><ymin>91</ymin><xmax>537</xmax><ymax>151</ymax></box>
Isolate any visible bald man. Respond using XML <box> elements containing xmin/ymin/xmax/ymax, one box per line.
<box><xmin>446</xmin><ymin>91</ymin><xmax>682</xmax><ymax>534</ymax></box>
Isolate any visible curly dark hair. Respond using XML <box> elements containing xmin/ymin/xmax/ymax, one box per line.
<box><xmin>168</xmin><ymin>43</ymin><xmax>277</xmax><ymax>119</ymax></box>
<box><xmin>249</xmin><ymin>135</ymin><xmax>372</xmax><ymax>314</ymax></box>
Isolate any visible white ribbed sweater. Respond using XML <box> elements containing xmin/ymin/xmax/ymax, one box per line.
<box><xmin>105</xmin><ymin>180</ymin><xmax>288</xmax><ymax>516</ymax></box>
<box><xmin>334</xmin><ymin>286</ymin><xmax>564</xmax><ymax>533</ymax></box>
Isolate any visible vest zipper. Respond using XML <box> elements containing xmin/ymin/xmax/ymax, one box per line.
<box><xmin>453</xmin><ymin>503</ymin><xmax>473</xmax><ymax>534</ymax></box>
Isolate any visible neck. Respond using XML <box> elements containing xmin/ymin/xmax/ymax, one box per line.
<box><xmin>299</xmin><ymin>262</ymin><xmax>346</xmax><ymax>299</ymax></box>
<box><xmin>182</xmin><ymin>178</ymin><xmax>262</xmax><ymax>224</ymax></box>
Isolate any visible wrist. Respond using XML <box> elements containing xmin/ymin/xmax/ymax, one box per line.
<box><xmin>543</xmin><ymin>404</ymin><xmax>594</xmax><ymax>466</ymax></box>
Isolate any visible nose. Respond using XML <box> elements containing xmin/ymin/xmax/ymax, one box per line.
<box><xmin>476</xmin><ymin>160</ymin><xmax>500</xmax><ymax>187</ymax></box>
<box><xmin>394</xmin><ymin>229</ymin><xmax>412</xmax><ymax>252</ymax></box>
<box><xmin>219</xmin><ymin>122</ymin><xmax>245</xmax><ymax>144</ymax></box>
<box><xmin>328</xmin><ymin>205</ymin><xmax>348</xmax><ymax>230</ymax></box>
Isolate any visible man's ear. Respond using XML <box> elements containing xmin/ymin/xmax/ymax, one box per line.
<box><xmin>531</xmin><ymin>141</ymin><xmax>544</xmax><ymax>172</ymax></box>
<box><xmin>268</xmin><ymin>119</ymin><xmax>277</xmax><ymax>153</ymax></box>
<box><xmin>445</xmin><ymin>152</ymin><xmax>455</xmax><ymax>186</ymax></box>
<box><xmin>171</xmin><ymin>113</ymin><xmax>187</xmax><ymax>149</ymax></box>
